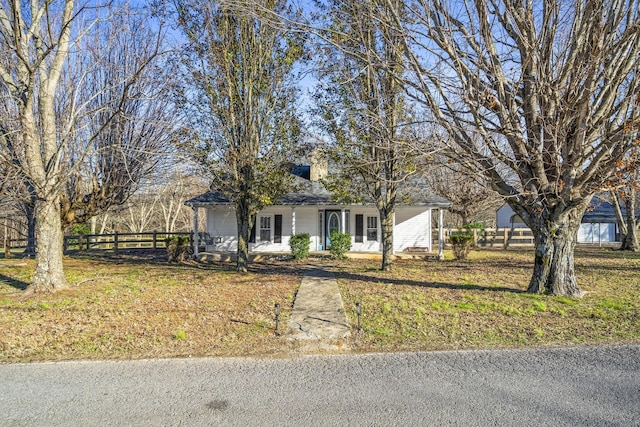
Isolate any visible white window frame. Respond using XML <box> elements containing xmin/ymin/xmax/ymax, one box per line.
<box><xmin>259</xmin><ymin>216</ymin><xmax>272</xmax><ymax>243</ymax></box>
<box><xmin>366</xmin><ymin>216</ymin><xmax>378</xmax><ymax>242</ymax></box>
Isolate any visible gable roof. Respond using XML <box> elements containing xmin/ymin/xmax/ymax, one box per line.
<box><xmin>497</xmin><ymin>197</ymin><xmax>639</xmax><ymax>225</ymax></box>
<box><xmin>583</xmin><ymin>198</ymin><xmax>639</xmax><ymax>223</ymax></box>
<box><xmin>186</xmin><ymin>168</ymin><xmax>451</xmax><ymax>208</ymax></box>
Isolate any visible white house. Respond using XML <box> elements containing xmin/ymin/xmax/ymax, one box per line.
<box><xmin>186</xmin><ymin>160</ymin><xmax>451</xmax><ymax>257</ymax></box>
<box><xmin>496</xmin><ymin>204</ymin><xmax>528</xmax><ymax>229</ymax></box>
<box><xmin>496</xmin><ymin>199</ymin><xmax>623</xmax><ymax>244</ymax></box>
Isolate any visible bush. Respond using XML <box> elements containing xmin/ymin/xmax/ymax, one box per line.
<box><xmin>289</xmin><ymin>233</ymin><xmax>311</xmax><ymax>260</ymax></box>
<box><xmin>329</xmin><ymin>231</ymin><xmax>352</xmax><ymax>259</ymax></box>
<box><xmin>70</xmin><ymin>222</ymin><xmax>91</xmax><ymax>236</ymax></box>
<box><xmin>166</xmin><ymin>236</ymin><xmax>192</xmax><ymax>262</ymax></box>
<box><xmin>450</xmin><ymin>233</ymin><xmax>474</xmax><ymax>260</ymax></box>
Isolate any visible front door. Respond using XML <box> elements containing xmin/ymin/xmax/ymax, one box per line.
<box><xmin>325</xmin><ymin>210</ymin><xmax>341</xmax><ymax>249</ymax></box>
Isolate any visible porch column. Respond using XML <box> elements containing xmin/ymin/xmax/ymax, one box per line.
<box><xmin>341</xmin><ymin>209</ymin><xmax>346</xmax><ymax>233</ymax></box>
<box><xmin>192</xmin><ymin>207</ymin><xmax>199</xmax><ymax>258</ymax></box>
<box><xmin>291</xmin><ymin>207</ymin><xmax>296</xmax><ymax>235</ymax></box>
<box><xmin>438</xmin><ymin>208</ymin><xmax>444</xmax><ymax>260</ymax></box>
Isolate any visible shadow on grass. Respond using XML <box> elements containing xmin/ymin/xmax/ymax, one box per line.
<box><xmin>66</xmin><ymin>250</ymin><xmax>307</xmax><ymax>280</ymax></box>
<box><xmin>333</xmin><ymin>270</ymin><xmax>525</xmax><ymax>294</ymax></box>
<box><xmin>0</xmin><ymin>272</ymin><xmax>29</xmax><ymax>290</ymax></box>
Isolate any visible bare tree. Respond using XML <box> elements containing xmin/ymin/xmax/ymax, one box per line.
<box><xmin>385</xmin><ymin>0</ymin><xmax>640</xmax><ymax>295</ymax></box>
<box><xmin>424</xmin><ymin>159</ymin><xmax>503</xmax><ymax>227</ymax></box>
<box><xmin>610</xmin><ymin>155</ymin><xmax>640</xmax><ymax>251</ymax></box>
<box><xmin>60</xmin><ymin>12</ymin><xmax>176</xmax><ymax>231</ymax></box>
<box><xmin>156</xmin><ymin>172</ymin><xmax>208</xmax><ymax>233</ymax></box>
<box><xmin>608</xmin><ymin>93</ymin><xmax>640</xmax><ymax>251</ymax></box>
<box><xmin>0</xmin><ymin>1</ymin><xmax>166</xmax><ymax>292</ymax></box>
<box><xmin>313</xmin><ymin>0</ymin><xmax>418</xmax><ymax>271</ymax></box>
<box><xmin>173</xmin><ymin>0</ymin><xmax>305</xmax><ymax>272</ymax></box>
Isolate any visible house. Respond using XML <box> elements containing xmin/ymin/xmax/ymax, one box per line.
<box><xmin>496</xmin><ymin>198</ymin><xmax>626</xmax><ymax>244</ymax></box>
<box><xmin>186</xmin><ymin>158</ymin><xmax>451</xmax><ymax>257</ymax></box>
<box><xmin>496</xmin><ymin>204</ymin><xmax>528</xmax><ymax>229</ymax></box>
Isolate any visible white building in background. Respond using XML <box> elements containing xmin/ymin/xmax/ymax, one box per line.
<box><xmin>496</xmin><ymin>199</ymin><xmax>622</xmax><ymax>244</ymax></box>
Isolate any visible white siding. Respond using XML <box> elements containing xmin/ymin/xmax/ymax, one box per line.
<box><xmin>203</xmin><ymin>204</ymin><xmax>434</xmax><ymax>253</ymax></box>
<box><xmin>578</xmin><ymin>223</ymin><xmax>616</xmax><ymax>244</ymax></box>
<box><xmin>253</xmin><ymin>207</ymin><xmax>292</xmax><ymax>252</ymax></box>
<box><xmin>292</xmin><ymin>207</ymin><xmax>320</xmax><ymax>250</ymax></box>
<box><xmin>393</xmin><ymin>207</ymin><xmax>432</xmax><ymax>252</ymax></box>
<box><xmin>496</xmin><ymin>204</ymin><xmax>527</xmax><ymax>228</ymax></box>
<box><xmin>205</xmin><ymin>206</ymin><xmax>238</xmax><ymax>251</ymax></box>
<box><xmin>350</xmin><ymin>207</ymin><xmax>382</xmax><ymax>252</ymax></box>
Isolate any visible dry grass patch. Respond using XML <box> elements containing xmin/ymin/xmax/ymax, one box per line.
<box><xmin>0</xmin><ymin>254</ymin><xmax>303</xmax><ymax>362</ymax></box>
<box><xmin>334</xmin><ymin>249</ymin><xmax>640</xmax><ymax>353</ymax></box>
<box><xmin>1</xmin><ymin>248</ymin><xmax>638</xmax><ymax>362</ymax></box>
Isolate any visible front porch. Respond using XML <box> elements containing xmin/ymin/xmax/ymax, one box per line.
<box><xmin>195</xmin><ymin>250</ymin><xmax>444</xmax><ymax>263</ymax></box>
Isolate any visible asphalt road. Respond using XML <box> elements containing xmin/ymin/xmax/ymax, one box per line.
<box><xmin>1</xmin><ymin>345</ymin><xmax>639</xmax><ymax>426</ymax></box>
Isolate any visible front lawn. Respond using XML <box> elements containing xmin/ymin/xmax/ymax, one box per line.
<box><xmin>336</xmin><ymin>249</ymin><xmax>640</xmax><ymax>352</ymax></box>
<box><xmin>0</xmin><ymin>255</ymin><xmax>303</xmax><ymax>362</ymax></box>
<box><xmin>0</xmin><ymin>248</ymin><xmax>638</xmax><ymax>362</ymax></box>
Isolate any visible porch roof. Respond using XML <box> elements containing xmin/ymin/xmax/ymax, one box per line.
<box><xmin>186</xmin><ymin>186</ymin><xmax>451</xmax><ymax>208</ymax></box>
<box><xmin>186</xmin><ymin>169</ymin><xmax>451</xmax><ymax>209</ymax></box>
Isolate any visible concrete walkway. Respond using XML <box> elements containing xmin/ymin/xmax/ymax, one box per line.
<box><xmin>287</xmin><ymin>266</ymin><xmax>351</xmax><ymax>343</ymax></box>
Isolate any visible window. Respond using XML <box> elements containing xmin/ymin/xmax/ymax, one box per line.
<box><xmin>355</xmin><ymin>214</ymin><xmax>363</xmax><ymax>243</ymax></box>
<box><xmin>367</xmin><ymin>216</ymin><xmax>378</xmax><ymax>241</ymax></box>
<box><xmin>260</xmin><ymin>216</ymin><xmax>271</xmax><ymax>242</ymax></box>
<box><xmin>274</xmin><ymin>215</ymin><xmax>282</xmax><ymax>243</ymax></box>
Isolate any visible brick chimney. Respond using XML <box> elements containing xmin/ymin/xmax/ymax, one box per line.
<box><xmin>310</xmin><ymin>149</ymin><xmax>328</xmax><ymax>181</ymax></box>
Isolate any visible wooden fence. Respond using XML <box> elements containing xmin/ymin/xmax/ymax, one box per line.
<box><xmin>6</xmin><ymin>231</ymin><xmax>192</xmax><ymax>256</ymax></box>
<box><xmin>435</xmin><ymin>228</ymin><xmax>535</xmax><ymax>249</ymax></box>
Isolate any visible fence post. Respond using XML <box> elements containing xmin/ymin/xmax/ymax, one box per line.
<box><xmin>114</xmin><ymin>231</ymin><xmax>119</xmax><ymax>254</ymax></box>
<box><xmin>503</xmin><ymin>228</ymin><xmax>509</xmax><ymax>249</ymax></box>
<box><xmin>153</xmin><ymin>231</ymin><xmax>157</xmax><ymax>249</ymax></box>
<box><xmin>79</xmin><ymin>235</ymin><xmax>84</xmax><ymax>252</ymax></box>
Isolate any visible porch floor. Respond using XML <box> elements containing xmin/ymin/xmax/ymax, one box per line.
<box><xmin>196</xmin><ymin>250</ymin><xmax>441</xmax><ymax>262</ymax></box>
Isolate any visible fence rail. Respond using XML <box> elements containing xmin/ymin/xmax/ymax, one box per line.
<box><xmin>435</xmin><ymin>227</ymin><xmax>535</xmax><ymax>249</ymax></box>
<box><xmin>5</xmin><ymin>231</ymin><xmax>193</xmax><ymax>256</ymax></box>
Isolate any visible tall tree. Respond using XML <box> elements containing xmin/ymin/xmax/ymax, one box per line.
<box><xmin>313</xmin><ymin>0</ymin><xmax>414</xmax><ymax>271</ymax></box>
<box><xmin>610</xmin><ymin>155</ymin><xmax>640</xmax><ymax>251</ymax></box>
<box><xmin>387</xmin><ymin>0</ymin><xmax>640</xmax><ymax>295</ymax></box>
<box><xmin>609</xmin><ymin>92</ymin><xmax>640</xmax><ymax>251</ymax></box>
<box><xmin>0</xmin><ymin>0</ymin><xmax>80</xmax><ymax>292</ymax></box>
<box><xmin>174</xmin><ymin>0</ymin><xmax>304</xmax><ymax>272</ymax></box>
<box><xmin>0</xmin><ymin>1</ymin><xmax>166</xmax><ymax>292</ymax></box>
<box><xmin>59</xmin><ymin>12</ymin><xmax>176</xmax><ymax>231</ymax></box>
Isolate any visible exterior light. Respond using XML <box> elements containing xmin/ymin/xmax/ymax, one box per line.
<box><xmin>274</xmin><ymin>303</ymin><xmax>281</xmax><ymax>334</ymax></box>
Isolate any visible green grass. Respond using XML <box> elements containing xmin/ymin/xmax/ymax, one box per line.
<box><xmin>0</xmin><ymin>255</ymin><xmax>304</xmax><ymax>362</ymax></box>
<box><xmin>1</xmin><ymin>248</ymin><xmax>639</xmax><ymax>362</ymax></box>
<box><xmin>337</xmin><ymin>248</ymin><xmax>640</xmax><ymax>352</ymax></box>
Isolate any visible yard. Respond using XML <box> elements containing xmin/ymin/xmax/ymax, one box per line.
<box><xmin>0</xmin><ymin>248</ymin><xmax>638</xmax><ymax>362</ymax></box>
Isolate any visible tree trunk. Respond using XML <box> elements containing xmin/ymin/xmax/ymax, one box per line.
<box><xmin>527</xmin><ymin>207</ymin><xmax>583</xmax><ymax>296</ymax></box>
<box><xmin>23</xmin><ymin>201</ymin><xmax>37</xmax><ymax>257</ymax></box>
<box><xmin>620</xmin><ymin>193</ymin><xmax>639</xmax><ymax>251</ymax></box>
<box><xmin>379</xmin><ymin>208</ymin><xmax>394</xmax><ymax>271</ymax></box>
<box><xmin>28</xmin><ymin>196</ymin><xmax>67</xmax><ymax>293</ymax></box>
<box><xmin>235</xmin><ymin>201</ymin><xmax>251</xmax><ymax>273</ymax></box>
